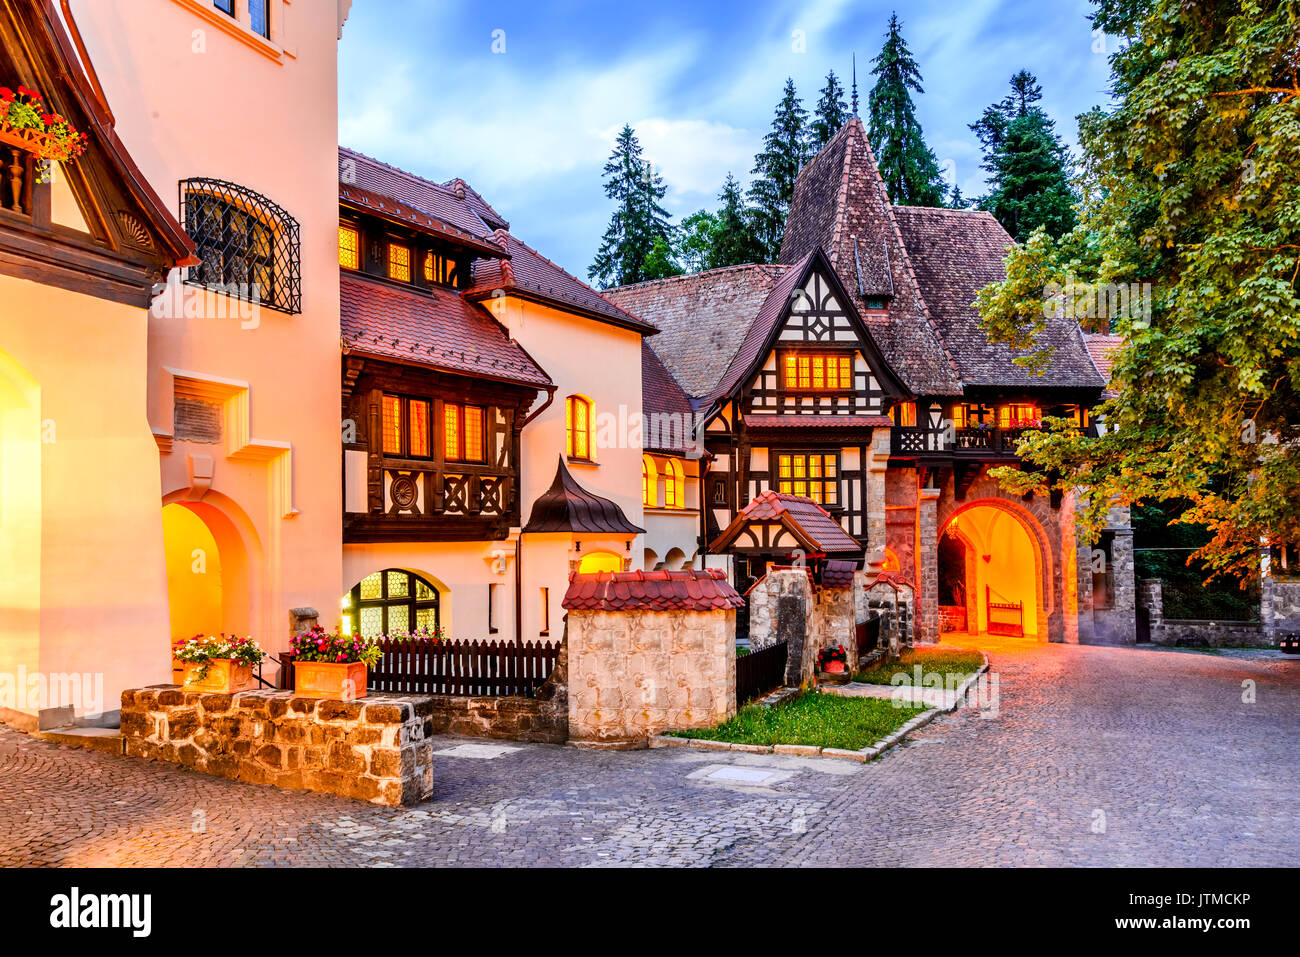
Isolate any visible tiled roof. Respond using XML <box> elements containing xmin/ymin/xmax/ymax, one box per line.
<box><xmin>892</xmin><ymin>206</ymin><xmax>1106</xmax><ymax>389</ymax></box>
<box><xmin>523</xmin><ymin>458</ymin><xmax>644</xmax><ymax>534</ymax></box>
<box><xmin>562</xmin><ymin>569</ymin><xmax>744</xmax><ymax>612</ymax></box>
<box><xmin>339</xmin><ymin>273</ymin><xmax>551</xmax><ymax>389</ymax></box>
<box><xmin>602</xmin><ymin>263</ymin><xmax>792</xmax><ymax>399</ymax></box>
<box><xmin>641</xmin><ymin>342</ymin><xmax>697</xmax><ymax>454</ymax></box>
<box><xmin>441</xmin><ymin>178</ymin><xmax>509</xmax><ymax>230</ymax></box>
<box><xmin>1085</xmin><ymin>334</ymin><xmax>1124</xmax><ymax>383</ymax></box>
<box><xmin>821</xmin><ymin>559</ymin><xmax>859</xmax><ymax>589</ymax></box>
<box><xmin>466</xmin><ymin>231</ymin><xmax>656</xmax><ymax>333</ymax></box>
<box><xmin>742</xmin><ymin>414</ymin><xmax>893</xmax><ymax>430</ymax></box>
<box><xmin>339</xmin><ymin>182</ymin><xmax>507</xmax><ymax>257</ymax></box>
<box><xmin>339</xmin><ymin>147</ymin><xmax>502</xmax><ymax>246</ymax></box>
<box><xmin>781</xmin><ymin>119</ymin><xmax>963</xmax><ymax>395</ymax></box>
<box><xmin>711</xmin><ymin>491</ymin><xmax>862</xmax><ymax>556</ymax></box>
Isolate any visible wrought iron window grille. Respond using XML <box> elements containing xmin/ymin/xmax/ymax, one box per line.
<box><xmin>179</xmin><ymin>177</ymin><xmax>301</xmax><ymax>315</ymax></box>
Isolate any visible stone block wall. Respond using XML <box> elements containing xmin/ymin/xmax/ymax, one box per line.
<box><xmin>745</xmin><ymin>568</ymin><xmax>815</xmax><ymax>683</ymax></box>
<box><xmin>566</xmin><ymin>609</ymin><xmax>736</xmax><ymax>744</ymax></box>
<box><xmin>1138</xmin><ymin>579</ymin><xmax>1270</xmax><ymax>648</ymax></box>
<box><xmin>425</xmin><ymin>645</ymin><xmax>568</xmax><ymax>743</ymax></box>
<box><xmin>121</xmin><ymin>687</ymin><xmax>435</xmax><ymax>806</ymax></box>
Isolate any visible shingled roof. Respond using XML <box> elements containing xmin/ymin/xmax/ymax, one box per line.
<box><xmin>602</xmin><ymin>263</ymin><xmax>791</xmax><ymax>400</ymax></box>
<box><xmin>781</xmin><ymin>118</ymin><xmax>963</xmax><ymax>396</ymax></box>
<box><xmin>641</xmin><ymin>341</ymin><xmax>698</xmax><ymax>454</ymax></box>
<box><xmin>523</xmin><ymin>458</ymin><xmax>644</xmax><ymax>535</ymax></box>
<box><xmin>340</xmin><ymin>273</ymin><xmax>551</xmax><ymax>389</ymax></box>
<box><xmin>562</xmin><ymin>569</ymin><xmax>744</xmax><ymax>612</ymax></box>
<box><xmin>711</xmin><ymin>491</ymin><xmax>861</xmax><ymax>556</ymax></box>
<box><xmin>893</xmin><ymin>206</ymin><xmax>1106</xmax><ymax>389</ymax></box>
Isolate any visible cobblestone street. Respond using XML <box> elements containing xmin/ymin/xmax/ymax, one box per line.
<box><xmin>1</xmin><ymin>642</ymin><xmax>1296</xmax><ymax>867</ymax></box>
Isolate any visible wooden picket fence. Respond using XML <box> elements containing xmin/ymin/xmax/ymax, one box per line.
<box><xmin>367</xmin><ymin>637</ymin><xmax>561</xmax><ymax>697</ymax></box>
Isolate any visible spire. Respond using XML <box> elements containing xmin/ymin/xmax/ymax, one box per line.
<box><xmin>851</xmin><ymin>52</ymin><xmax>859</xmax><ymax>116</ymax></box>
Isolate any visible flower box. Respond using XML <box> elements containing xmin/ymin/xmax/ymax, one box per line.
<box><xmin>823</xmin><ymin>660</ymin><xmax>846</xmax><ymax>674</ymax></box>
<box><xmin>0</xmin><ymin>120</ymin><xmax>51</xmax><ymax>154</ymax></box>
<box><xmin>182</xmin><ymin>658</ymin><xmax>255</xmax><ymax>694</ymax></box>
<box><xmin>293</xmin><ymin>660</ymin><xmax>368</xmax><ymax>700</ymax></box>
<box><xmin>171</xmin><ymin>658</ymin><xmax>185</xmax><ymax>685</ymax></box>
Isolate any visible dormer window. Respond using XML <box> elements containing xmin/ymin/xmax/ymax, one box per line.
<box><xmin>424</xmin><ymin>251</ymin><xmax>460</xmax><ymax>288</ymax></box>
<box><xmin>864</xmin><ymin>296</ymin><xmax>889</xmax><ymax>311</ymax></box>
<box><xmin>783</xmin><ymin>352</ymin><xmax>852</xmax><ymax>391</ymax></box>
<box><xmin>338</xmin><ymin>224</ymin><xmax>359</xmax><ymax>269</ymax></box>
<box><xmin>387</xmin><ymin>241</ymin><xmax>411</xmax><ymax>282</ymax></box>
<box><xmin>892</xmin><ymin>402</ymin><xmax>917</xmax><ymax>427</ymax></box>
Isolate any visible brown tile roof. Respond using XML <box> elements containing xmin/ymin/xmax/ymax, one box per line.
<box><xmin>523</xmin><ymin>458</ymin><xmax>644</xmax><ymax>535</ymax></box>
<box><xmin>892</xmin><ymin>206</ymin><xmax>1106</xmax><ymax>389</ymax></box>
<box><xmin>742</xmin><ymin>414</ymin><xmax>893</xmax><ymax>430</ymax></box>
<box><xmin>711</xmin><ymin>491</ymin><xmax>861</xmax><ymax>556</ymax></box>
<box><xmin>562</xmin><ymin>569</ymin><xmax>744</xmax><ymax>612</ymax></box>
<box><xmin>602</xmin><ymin>263</ymin><xmax>792</xmax><ymax>399</ymax></box>
<box><xmin>1085</xmin><ymin>334</ymin><xmax>1124</xmax><ymax>383</ymax></box>
<box><xmin>641</xmin><ymin>342</ymin><xmax>697</xmax><ymax>454</ymax></box>
<box><xmin>441</xmin><ymin>178</ymin><xmax>509</xmax><ymax>230</ymax></box>
<box><xmin>781</xmin><ymin>119</ymin><xmax>963</xmax><ymax>395</ymax></box>
<box><xmin>821</xmin><ymin>559</ymin><xmax>859</xmax><ymax>589</ymax></box>
<box><xmin>466</xmin><ymin>230</ymin><xmax>656</xmax><ymax>334</ymax></box>
<box><xmin>338</xmin><ymin>182</ymin><xmax>507</xmax><ymax>258</ymax></box>
<box><xmin>339</xmin><ymin>273</ymin><xmax>551</xmax><ymax>389</ymax></box>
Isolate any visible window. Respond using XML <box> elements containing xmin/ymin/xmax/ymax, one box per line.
<box><xmin>663</xmin><ymin>458</ymin><xmax>685</xmax><ymax>509</ymax></box>
<box><xmin>642</xmin><ymin>455</ymin><xmax>658</xmax><ymax>507</ymax></box>
<box><xmin>381</xmin><ymin>394</ymin><xmax>431</xmax><ymax>458</ymax></box>
<box><xmin>893</xmin><ymin>402</ymin><xmax>917</xmax><ymax>427</ymax></box>
<box><xmin>387</xmin><ymin>241</ymin><xmax>411</xmax><ymax>282</ymax></box>
<box><xmin>180</xmin><ymin>178</ymin><xmax>301</xmax><ymax>314</ymax></box>
<box><xmin>566</xmin><ymin>395</ymin><xmax>594</xmax><ymax>461</ymax></box>
<box><xmin>999</xmin><ymin>403</ymin><xmax>1040</xmax><ymax>428</ymax></box>
<box><xmin>343</xmin><ymin>569</ymin><xmax>440</xmax><ymax>638</ymax></box>
<box><xmin>783</xmin><ymin>353</ymin><xmax>853</xmax><ymax>390</ymax></box>
<box><xmin>248</xmin><ymin>0</ymin><xmax>270</xmax><ymax>38</ymax></box>
<box><xmin>487</xmin><ymin>583</ymin><xmax>498</xmax><ymax>634</ymax></box>
<box><xmin>443</xmin><ymin>403</ymin><xmax>485</xmax><ymax>462</ymax></box>
<box><xmin>213</xmin><ymin>0</ymin><xmax>235</xmax><ymax>15</ymax></box>
<box><xmin>423</xmin><ymin>251</ymin><xmax>460</xmax><ymax>287</ymax></box>
<box><xmin>539</xmin><ymin>587</ymin><xmax>550</xmax><ymax>636</ymax></box>
<box><xmin>951</xmin><ymin>404</ymin><xmax>968</xmax><ymax>429</ymax></box>
<box><xmin>338</xmin><ymin>225</ymin><xmax>360</xmax><ymax>269</ymax></box>
<box><xmin>863</xmin><ymin>296</ymin><xmax>889</xmax><ymax>311</ymax></box>
<box><xmin>777</xmin><ymin>452</ymin><xmax>838</xmax><ymax>506</ymax></box>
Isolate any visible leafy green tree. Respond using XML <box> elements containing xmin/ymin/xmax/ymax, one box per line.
<box><xmin>866</xmin><ymin>13</ymin><xmax>946</xmax><ymax>206</ymax></box>
<box><xmin>676</xmin><ymin>209</ymin><xmax>719</xmax><ymax>273</ymax></box>
<box><xmin>589</xmin><ymin>124</ymin><xmax>674</xmax><ymax>287</ymax></box>
<box><xmin>676</xmin><ymin>175</ymin><xmax>765</xmax><ymax>272</ymax></box>
<box><xmin>975</xmin><ymin>0</ymin><xmax>1300</xmax><ymax>582</ymax></box>
<box><xmin>971</xmin><ymin>70</ymin><xmax>1077</xmax><ymax>239</ymax></box>
<box><xmin>641</xmin><ymin>234</ymin><xmax>683</xmax><ymax>281</ymax></box>
<box><xmin>748</xmin><ymin>78</ymin><xmax>810</xmax><ymax>260</ymax></box>
<box><xmin>810</xmin><ymin>70</ymin><xmax>850</xmax><ymax>151</ymax></box>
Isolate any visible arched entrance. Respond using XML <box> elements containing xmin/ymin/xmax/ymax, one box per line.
<box><xmin>577</xmin><ymin>550</ymin><xmax>622</xmax><ymax>573</ymax></box>
<box><xmin>161</xmin><ymin>500</ymin><xmax>255</xmax><ymax>640</ymax></box>
<box><xmin>0</xmin><ymin>349</ymin><xmax>41</xmax><ymax>671</ymax></box>
<box><xmin>939</xmin><ymin>500</ymin><xmax>1048</xmax><ymax>640</ymax></box>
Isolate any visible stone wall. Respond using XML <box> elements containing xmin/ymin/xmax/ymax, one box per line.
<box><xmin>1138</xmin><ymin>579</ymin><xmax>1270</xmax><ymax>648</ymax></box>
<box><xmin>566</xmin><ymin>609</ymin><xmax>736</xmax><ymax>745</ymax></box>
<box><xmin>745</xmin><ymin>568</ymin><xmax>815</xmax><ymax>683</ymax></box>
<box><xmin>121</xmin><ymin>687</ymin><xmax>435</xmax><ymax>806</ymax></box>
<box><xmin>425</xmin><ymin>644</ymin><xmax>568</xmax><ymax>743</ymax></box>
<box><xmin>1263</xmin><ymin>577</ymin><xmax>1300</xmax><ymax>640</ymax></box>
<box><xmin>858</xmin><ymin>571</ymin><xmax>914</xmax><ymax>654</ymax></box>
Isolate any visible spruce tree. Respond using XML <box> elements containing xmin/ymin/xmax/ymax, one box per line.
<box><xmin>866</xmin><ymin>13</ymin><xmax>946</xmax><ymax>206</ymax></box>
<box><xmin>810</xmin><ymin>70</ymin><xmax>850</xmax><ymax>152</ymax></box>
<box><xmin>970</xmin><ymin>70</ymin><xmax>1076</xmax><ymax>239</ymax></box>
<box><xmin>675</xmin><ymin>175</ymin><xmax>765</xmax><ymax>272</ymax></box>
<box><xmin>747</xmin><ymin>78</ymin><xmax>810</xmax><ymax>260</ymax></box>
<box><xmin>589</xmin><ymin>124</ymin><xmax>675</xmax><ymax>287</ymax></box>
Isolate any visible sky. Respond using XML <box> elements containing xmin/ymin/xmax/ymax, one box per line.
<box><xmin>339</xmin><ymin>0</ymin><xmax>1118</xmax><ymax>279</ymax></box>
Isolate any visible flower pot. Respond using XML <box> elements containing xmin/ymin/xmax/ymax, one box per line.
<box><xmin>293</xmin><ymin>660</ymin><xmax>368</xmax><ymax>700</ymax></box>
<box><xmin>182</xmin><ymin>658</ymin><xmax>255</xmax><ymax>694</ymax></box>
<box><xmin>824</xmin><ymin>660</ymin><xmax>846</xmax><ymax>674</ymax></box>
<box><xmin>0</xmin><ymin>120</ymin><xmax>51</xmax><ymax>155</ymax></box>
<box><xmin>171</xmin><ymin>658</ymin><xmax>185</xmax><ymax>685</ymax></box>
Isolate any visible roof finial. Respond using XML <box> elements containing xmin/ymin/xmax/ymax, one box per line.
<box><xmin>851</xmin><ymin>52</ymin><xmax>859</xmax><ymax>116</ymax></box>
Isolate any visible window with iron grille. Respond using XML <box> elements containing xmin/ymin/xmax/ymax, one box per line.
<box><xmin>179</xmin><ymin>178</ymin><xmax>301</xmax><ymax>315</ymax></box>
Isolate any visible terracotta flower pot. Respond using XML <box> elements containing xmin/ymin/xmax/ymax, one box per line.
<box><xmin>171</xmin><ymin>658</ymin><xmax>185</xmax><ymax>685</ymax></box>
<box><xmin>824</xmin><ymin>660</ymin><xmax>846</xmax><ymax>674</ymax></box>
<box><xmin>182</xmin><ymin>658</ymin><xmax>255</xmax><ymax>694</ymax></box>
<box><xmin>293</xmin><ymin>660</ymin><xmax>368</xmax><ymax>700</ymax></box>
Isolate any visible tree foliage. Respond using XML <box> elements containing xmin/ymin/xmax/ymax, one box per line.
<box><xmin>866</xmin><ymin>13</ymin><xmax>946</xmax><ymax>206</ymax></box>
<box><xmin>589</xmin><ymin>124</ymin><xmax>675</xmax><ymax>287</ymax></box>
<box><xmin>810</xmin><ymin>69</ymin><xmax>850</xmax><ymax>151</ymax></box>
<box><xmin>976</xmin><ymin>0</ymin><xmax>1300</xmax><ymax>582</ymax></box>
<box><xmin>748</xmin><ymin>78</ymin><xmax>810</xmax><ymax>260</ymax></box>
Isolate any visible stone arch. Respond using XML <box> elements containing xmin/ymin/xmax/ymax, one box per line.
<box><xmin>664</xmin><ymin>546</ymin><xmax>688</xmax><ymax>570</ymax></box>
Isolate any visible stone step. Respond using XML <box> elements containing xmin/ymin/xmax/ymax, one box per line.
<box><xmin>34</xmin><ymin>727</ymin><xmax>124</xmax><ymax>755</ymax></box>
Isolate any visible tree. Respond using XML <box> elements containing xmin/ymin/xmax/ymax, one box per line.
<box><xmin>975</xmin><ymin>0</ymin><xmax>1300</xmax><ymax>583</ymax></box>
<box><xmin>747</xmin><ymin>78</ymin><xmax>810</xmax><ymax>260</ymax></box>
<box><xmin>589</xmin><ymin>124</ymin><xmax>674</xmax><ymax>288</ymax></box>
<box><xmin>866</xmin><ymin>13</ymin><xmax>946</xmax><ymax>206</ymax></box>
<box><xmin>810</xmin><ymin>70</ymin><xmax>850</xmax><ymax>151</ymax></box>
<box><xmin>641</xmin><ymin>235</ymin><xmax>683</xmax><ymax>281</ymax></box>
<box><xmin>970</xmin><ymin>70</ymin><xmax>1077</xmax><ymax>239</ymax></box>
<box><xmin>676</xmin><ymin>175</ymin><xmax>765</xmax><ymax>272</ymax></box>
<box><xmin>675</xmin><ymin>209</ymin><xmax>719</xmax><ymax>274</ymax></box>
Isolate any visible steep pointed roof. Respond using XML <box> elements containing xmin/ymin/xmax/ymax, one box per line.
<box><xmin>710</xmin><ymin>491</ymin><xmax>862</xmax><ymax>556</ymax></box>
<box><xmin>523</xmin><ymin>458</ymin><xmax>644</xmax><ymax>535</ymax></box>
<box><xmin>781</xmin><ymin>118</ymin><xmax>962</xmax><ymax>395</ymax></box>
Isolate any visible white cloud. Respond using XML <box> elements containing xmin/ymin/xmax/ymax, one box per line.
<box><xmin>614</xmin><ymin>118</ymin><xmax>756</xmax><ymax>210</ymax></box>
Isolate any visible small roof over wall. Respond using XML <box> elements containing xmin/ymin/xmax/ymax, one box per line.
<box><xmin>563</xmin><ymin>569</ymin><xmax>744</xmax><ymax>612</ymax></box>
<box><xmin>710</xmin><ymin>491</ymin><xmax>861</xmax><ymax>556</ymax></box>
<box><xmin>523</xmin><ymin>458</ymin><xmax>645</xmax><ymax>534</ymax></box>
<box><xmin>821</xmin><ymin>559</ymin><xmax>859</xmax><ymax>589</ymax></box>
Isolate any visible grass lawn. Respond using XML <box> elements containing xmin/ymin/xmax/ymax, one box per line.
<box><xmin>854</xmin><ymin>646</ymin><xmax>985</xmax><ymax>685</ymax></box>
<box><xmin>666</xmin><ymin>691</ymin><xmax>925</xmax><ymax>751</ymax></box>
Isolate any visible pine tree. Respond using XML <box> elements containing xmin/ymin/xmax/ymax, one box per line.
<box><xmin>675</xmin><ymin>175</ymin><xmax>765</xmax><ymax>272</ymax></box>
<box><xmin>866</xmin><ymin>13</ymin><xmax>946</xmax><ymax>207</ymax></box>
<box><xmin>970</xmin><ymin>70</ymin><xmax>1076</xmax><ymax>239</ymax></box>
<box><xmin>810</xmin><ymin>70</ymin><xmax>850</xmax><ymax>152</ymax></box>
<box><xmin>589</xmin><ymin>124</ymin><xmax>675</xmax><ymax>287</ymax></box>
<box><xmin>747</xmin><ymin>78</ymin><xmax>810</xmax><ymax>260</ymax></box>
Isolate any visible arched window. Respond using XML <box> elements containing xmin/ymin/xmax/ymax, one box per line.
<box><xmin>663</xmin><ymin>458</ymin><xmax>685</xmax><ymax>509</ymax></box>
<box><xmin>642</xmin><ymin>454</ymin><xmax>658</xmax><ymax>507</ymax></box>
<box><xmin>566</xmin><ymin>394</ymin><xmax>594</xmax><ymax>461</ymax></box>
<box><xmin>578</xmin><ymin>551</ymin><xmax>622</xmax><ymax>573</ymax></box>
<box><xmin>342</xmin><ymin>569</ymin><xmax>440</xmax><ymax>638</ymax></box>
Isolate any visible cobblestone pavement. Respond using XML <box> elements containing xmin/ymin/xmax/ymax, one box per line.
<box><xmin>1</xmin><ymin>642</ymin><xmax>1296</xmax><ymax>867</ymax></box>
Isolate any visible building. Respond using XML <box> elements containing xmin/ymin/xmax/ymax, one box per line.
<box><xmin>606</xmin><ymin>117</ymin><xmax>1135</xmax><ymax>645</ymax></box>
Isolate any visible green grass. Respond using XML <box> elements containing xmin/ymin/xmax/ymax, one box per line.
<box><xmin>854</xmin><ymin>647</ymin><xmax>985</xmax><ymax>685</ymax></box>
<box><xmin>666</xmin><ymin>691</ymin><xmax>925</xmax><ymax>751</ymax></box>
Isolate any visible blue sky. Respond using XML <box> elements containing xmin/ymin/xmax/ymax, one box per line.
<box><xmin>339</xmin><ymin>0</ymin><xmax>1116</xmax><ymax>278</ymax></box>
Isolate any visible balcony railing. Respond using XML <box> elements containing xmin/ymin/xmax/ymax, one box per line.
<box><xmin>890</xmin><ymin>426</ymin><xmax>1035</xmax><ymax>457</ymax></box>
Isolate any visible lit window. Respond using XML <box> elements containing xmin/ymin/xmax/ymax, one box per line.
<box><xmin>777</xmin><ymin>453</ymin><xmax>838</xmax><ymax>506</ymax></box>
<box><xmin>566</xmin><ymin>395</ymin><xmax>594</xmax><ymax>461</ymax></box>
<box><xmin>664</xmin><ymin>458</ymin><xmax>685</xmax><ymax>509</ymax></box>
<box><xmin>338</xmin><ymin>225</ymin><xmax>359</xmax><ymax>269</ymax></box>
<box><xmin>444</xmin><ymin>403</ymin><xmax>485</xmax><ymax>463</ymax></box>
<box><xmin>951</xmin><ymin>404</ymin><xmax>969</xmax><ymax>429</ymax></box>
<box><xmin>408</xmin><ymin>400</ymin><xmax>430</xmax><ymax>457</ymax></box>
<box><xmin>893</xmin><ymin>402</ymin><xmax>917</xmax><ymax>427</ymax></box>
<box><xmin>783</xmin><ymin>353</ymin><xmax>853</xmax><ymax>390</ymax></box>
<box><xmin>423</xmin><ymin>251</ymin><xmax>460</xmax><ymax>287</ymax></box>
<box><xmin>382</xmin><ymin>394</ymin><xmax>402</xmax><ymax>455</ymax></box>
<box><xmin>387</xmin><ymin>242</ymin><xmax>411</xmax><ymax>282</ymax></box>
<box><xmin>381</xmin><ymin>394</ymin><xmax>432</xmax><ymax>458</ymax></box>
<box><xmin>642</xmin><ymin>455</ymin><xmax>658</xmax><ymax>507</ymax></box>
<box><xmin>343</xmin><ymin>569</ymin><xmax>439</xmax><ymax>638</ymax></box>
<box><xmin>999</xmin><ymin>403</ymin><xmax>1039</xmax><ymax>428</ymax></box>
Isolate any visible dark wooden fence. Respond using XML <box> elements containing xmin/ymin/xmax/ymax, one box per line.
<box><xmin>280</xmin><ymin>639</ymin><xmax>561</xmax><ymax>697</ymax></box>
<box><xmin>737</xmin><ymin>640</ymin><xmax>788</xmax><ymax>706</ymax></box>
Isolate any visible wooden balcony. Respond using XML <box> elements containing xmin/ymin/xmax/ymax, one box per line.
<box><xmin>343</xmin><ymin>457</ymin><xmax>518</xmax><ymax>543</ymax></box>
<box><xmin>890</xmin><ymin>426</ymin><xmax>1036</xmax><ymax>459</ymax></box>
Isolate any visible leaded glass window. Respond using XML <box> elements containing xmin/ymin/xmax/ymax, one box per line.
<box><xmin>777</xmin><ymin>452</ymin><xmax>839</xmax><ymax>506</ymax></box>
<box><xmin>343</xmin><ymin>569</ymin><xmax>440</xmax><ymax>638</ymax></box>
